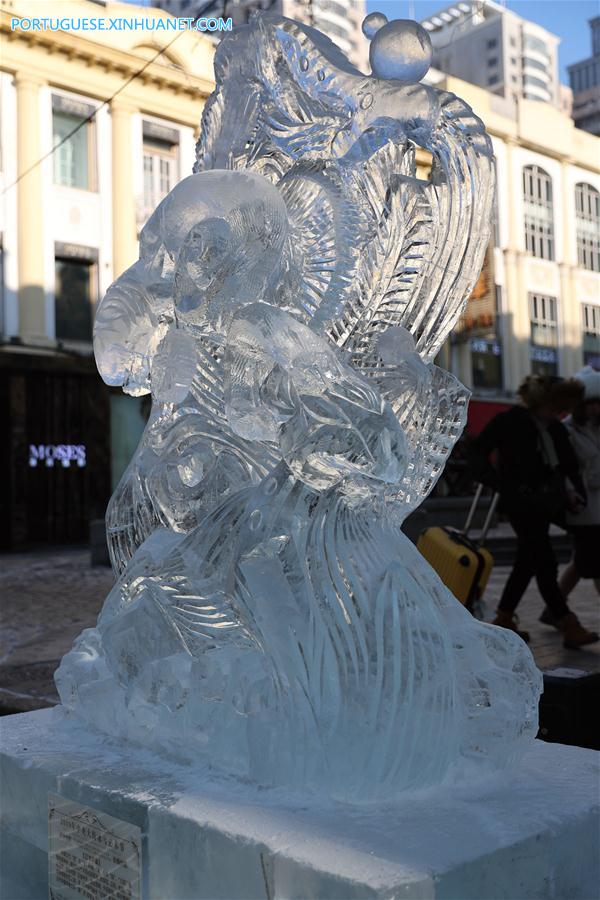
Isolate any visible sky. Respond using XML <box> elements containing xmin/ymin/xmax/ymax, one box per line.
<box><xmin>366</xmin><ymin>1</ymin><xmax>598</xmax><ymax>83</ymax></box>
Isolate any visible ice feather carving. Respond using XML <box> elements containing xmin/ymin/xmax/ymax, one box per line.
<box><xmin>195</xmin><ymin>14</ymin><xmax>494</xmax><ymax>364</ymax></box>
<box><xmin>327</xmin><ymin>144</ymin><xmax>434</xmax><ymax>350</ymax></box>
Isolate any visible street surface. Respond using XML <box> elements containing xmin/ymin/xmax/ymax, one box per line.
<box><xmin>1</xmin><ymin>547</ymin><xmax>599</xmax><ymax>713</ymax></box>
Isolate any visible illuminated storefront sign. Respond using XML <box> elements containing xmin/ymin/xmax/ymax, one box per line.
<box><xmin>29</xmin><ymin>444</ymin><xmax>86</xmax><ymax>468</ymax></box>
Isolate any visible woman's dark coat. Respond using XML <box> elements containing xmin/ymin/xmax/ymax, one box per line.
<box><xmin>468</xmin><ymin>405</ymin><xmax>586</xmax><ymax>515</ymax></box>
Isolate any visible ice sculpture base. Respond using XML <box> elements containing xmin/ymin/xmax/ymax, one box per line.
<box><xmin>1</xmin><ymin>707</ymin><xmax>598</xmax><ymax>900</ymax></box>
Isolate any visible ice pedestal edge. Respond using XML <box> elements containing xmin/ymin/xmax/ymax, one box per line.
<box><xmin>1</xmin><ymin>707</ymin><xmax>598</xmax><ymax>900</ymax></box>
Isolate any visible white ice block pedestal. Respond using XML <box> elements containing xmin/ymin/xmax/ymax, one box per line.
<box><xmin>1</xmin><ymin>707</ymin><xmax>598</xmax><ymax>899</ymax></box>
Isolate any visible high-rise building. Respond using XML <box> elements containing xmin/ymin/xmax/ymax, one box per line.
<box><xmin>568</xmin><ymin>17</ymin><xmax>600</xmax><ymax>136</ymax></box>
<box><xmin>151</xmin><ymin>0</ymin><xmax>369</xmax><ymax>72</ymax></box>
<box><xmin>421</xmin><ymin>0</ymin><xmax>560</xmax><ymax>107</ymax></box>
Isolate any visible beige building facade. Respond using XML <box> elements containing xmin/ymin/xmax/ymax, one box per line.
<box><xmin>435</xmin><ymin>76</ymin><xmax>600</xmax><ymax>399</ymax></box>
<box><xmin>0</xmin><ymin>0</ymin><xmax>214</xmax><ymax>547</ymax></box>
<box><xmin>0</xmin><ymin>0</ymin><xmax>214</xmax><ymax>343</ymax></box>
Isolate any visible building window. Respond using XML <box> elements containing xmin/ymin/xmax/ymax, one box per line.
<box><xmin>582</xmin><ymin>304</ymin><xmax>600</xmax><ymax>370</ymax></box>
<box><xmin>55</xmin><ymin>257</ymin><xmax>96</xmax><ymax>342</ymax></box>
<box><xmin>523</xmin><ymin>34</ymin><xmax>549</xmax><ymax>58</ymax></box>
<box><xmin>319</xmin><ymin>0</ymin><xmax>349</xmax><ymax>18</ymax></box>
<box><xmin>488</xmin><ymin>74</ymin><xmax>499</xmax><ymax>85</ymax></box>
<box><xmin>530</xmin><ymin>293</ymin><xmax>558</xmax><ymax>376</ymax></box>
<box><xmin>488</xmin><ymin>57</ymin><xmax>498</xmax><ymax>67</ymax></box>
<box><xmin>523</xmin><ymin>165</ymin><xmax>555</xmax><ymax>260</ymax></box>
<box><xmin>52</xmin><ymin>110</ymin><xmax>94</xmax><ymax>190</ymax></box>
<box><xmin>142</xmin><ymin>136</ymin><xmax>178</xmax><ymax>224</ymax></box>
<box><xmin>486</xmin><ymin>38</ymin><xmax>497</xmax><ymax>49</ymax></box>
<box><xmin>523</xmin><ymin>74</ymin><xmax>551</xmax><ymax>93</ymax></box>
<box><xmin>470</xmin><ymin>338</ymin><xmax>502</xmax><ymax>390</ymax></box>
<box><xmin>575</xmin><ymin>183</ymin><xmax>600</xmax><ymax>272</ymax></box>
<box><xmin>523</xmin><ymin>56</ymin><xmax>549</xmax><ymax>74</ymax></box>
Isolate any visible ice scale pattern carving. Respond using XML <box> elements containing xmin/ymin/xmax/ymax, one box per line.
<box><xmin>57</xmin><ymin>12</ymin><xmax>541</xmax><ymax>803</ymax></box>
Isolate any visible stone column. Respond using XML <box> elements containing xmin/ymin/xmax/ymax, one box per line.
<box><xmin>559</xmin><ymin>263</ymin><xmax>582</xmax><ymax>374</ymax></box>
<box><xmin>110</xmin><ymin>98</ymin><xmax>138</xmax><ymax>278</ymax></box>
<box><xmin>15</xmin><ymin>72</ymin><xmax>46</xmax><ymax>340</ymax></box>
<box><xmin>559</xmin><ymin>160</ymin><xmax>582</xmax><ymax>375</ymax></box>
<box><xmin>502</xmin><ymin>250</ymin><xmax>525</xmax><ymax>393</ymax></box>
<box><xmin>502</xmin><ymin>139</ymin><xmax>528</xmax><ymax>392</ymax></box>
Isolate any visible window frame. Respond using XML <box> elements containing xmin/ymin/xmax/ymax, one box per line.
<box><xmin>523</xmin><ymin>73</ymin><xmax>551</xmax><ymax>92</ymax></box>
<box><xmin>470</xmin><ymin>336</ymin><xmax>503</xmax><ymax>391</ymax></box>
<box><xmin>523</xmin><ymin>165</ymin><xmax>555</xmax><ymax>261</ymax></box>
<box><xmin>575</xmin><ymin>183</ymin><xmax>600</xmax><ymax>273</ymax></box>
<box><xmin>52</xmin><ymin>100</ymin><xmax>97</xmax><ymax>192</ymax></box>
<box><xmin>54</xmin><ymin>253</ymin><xmax>98</xmax><ymax>344</ymax></box>
<box><xmin>529</xmin><ymin>292</ymin><xmax>559</xmax><ymax>376</ymax></box>
<box><xmin>582</xmin><ymin>303</ymin><xmax>600</xmax><ymax>369</ymax></box>
<box><xmin>523</xmin><ymin>34</ymin><xmax>549</xmax><ymax>59</ymax></box>
<box><xmin>141</xmin><ymin>136</ymin><xmax>179</xmax><ymax>226</ymax></box>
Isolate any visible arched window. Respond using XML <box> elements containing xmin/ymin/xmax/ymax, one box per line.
<box><xmin>575</xmin><ymin>183</ymin><xmax>600</xmax><ymax>272</ymax></box>
<box><xmin>523</xmin><ymin>165</ymin><xmax>555</xmax><ymax>260</ymax></box>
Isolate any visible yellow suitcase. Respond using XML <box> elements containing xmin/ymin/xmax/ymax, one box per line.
<box><xmin>417</xmin><ymin>486</ymin><xmax>498</xmax><ymax>611</ymax></box>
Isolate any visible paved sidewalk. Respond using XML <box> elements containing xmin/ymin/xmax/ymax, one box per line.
<box><xmin>0</xmin><ymin>547</ymin><xmax>598</xmax><ymax>713</ymax></box>
<box><xmin>483</xmin><ymin>565</ymin><xmax>600</xmax><ymax>672</ymax></box>
<box><xmin>0</xmin><ymin>548</ymin><xmax>114</xmax><ymax>712</ymax></box>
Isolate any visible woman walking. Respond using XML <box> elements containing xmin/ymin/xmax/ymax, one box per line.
<box><xmin>469</xmin><ymin>375</ymin><xmax>599</xmax><ymax>648</ymax></box>
<box><xmin>555</xmin><ymin>367</ymin><xmax>600</xmax><ymax>603</ymax></box>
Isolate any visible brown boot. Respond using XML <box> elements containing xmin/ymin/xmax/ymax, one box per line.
<box><xmin>560</xmin><ymin>613</ymin><xmax>600</xmax><ymax>649</ymax></box>
<box><xmin>493</xmin><ymin>611</ymin><xmax>530</xmax><ymax>643</ymax></box>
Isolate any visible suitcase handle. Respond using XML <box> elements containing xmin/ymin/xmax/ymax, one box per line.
<box><xmin>480</xmin><ymin>492</ymin><xmax>499</xmax><ymax>542</ymax></box>
<box><xmin>463</xmin><ymin>484</ymin><xmax>483</xmax><ymax>535</ymax></box>
<box><xmin>463</xmin><ymin>484</ymin><xmax>499</xmax><ymax>542</ymax></box>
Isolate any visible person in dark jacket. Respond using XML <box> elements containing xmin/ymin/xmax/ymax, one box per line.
<box><xmin>469</xmin><ymin>374</ymin><xmax>599</xmax><ymax>648</ymax></box>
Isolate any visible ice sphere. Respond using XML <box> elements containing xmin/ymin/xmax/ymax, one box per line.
<box><xmin>369</xmin><ymin>20</ymin><xmax>433</xmax><ymax>83</ymax></box>
<box><xmin>57</xmin><ymin>10</ymin><xmax>542</xmax><ymax>805</ymax></box>
<box><xmin>362</xmin><ymin>11</ymin><xmax>388</xmax><ymax>40</ymax></box>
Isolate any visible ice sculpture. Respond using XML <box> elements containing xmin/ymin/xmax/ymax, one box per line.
<box><xmin>57</xmin><ymin>12</ymin><xmax>542</xmax><ymax>803</ymax></box>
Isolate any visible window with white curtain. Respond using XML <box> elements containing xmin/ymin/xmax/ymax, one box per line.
<box><xmin>575</xmin><ymin>183</ymin><xmax>600</xmax><ymax>272</ymax></box>
<box><xmin>142</xmin><ymin>137</ymin><xmax>178</xmax><ymax>224</ymax></box>
<box><xmin>53</xmin><ymin>110</ymin><xmax>93</xmax><ymax>190</ymax></box>
<box><xmin>523</xmin><ymin>165</ymin><xmax>555</xmax><ymax>260</ymax></box>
